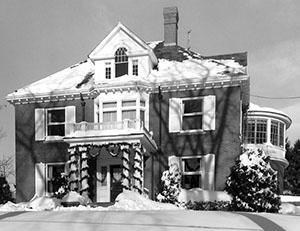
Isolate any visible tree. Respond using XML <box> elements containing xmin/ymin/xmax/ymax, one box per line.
<box><xmin>284</xmin><ymin>139</ymin><xmax>300</xmax><ymax>195</ymax></box>
<box><xmin>225</xmin><ymin>149</ymin><xmax>281</xmax><ymax>213</ymax></box>
<box><xmin>0</xmin><ymin>155</ymin><xmax>14</xmax><ymax>178</ymax></box>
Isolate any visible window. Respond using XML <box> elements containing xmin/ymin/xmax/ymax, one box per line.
<box><xmin>102</xmin><ymin>102</ymin><xmax>117</xmax><ymax>129</ymax></box>
<box><xmin>271</xmin><ymin>120</ymin><xmax>285</xmax><ymax>147</ymax></box>
<box><xmin>115</xmin><ymin>47</ymin><xmax>128</xmax><ymax>77</ymax></box>
<box><xmin>279</xmin><ymin>123</ymin><xmax>284</xmax><ymax>147</ymax></box>
<box><xmin>169</xmin><ymin>95</ymin><xmax>216</xmax><ymax>133</ymax></box>
<box><xmin>35</xmin><ymin>106</ymin><xmax>75</xmax><ymax>141</ymax></box>
<box><xmin>46</xmin><ymin>163</ymin><xmax>65</xmax><ymax>194</ymax></box>
<box><xmin>46</xmin><ymin>108</ymin><xmax>65</xmax><ymax>136</ymax></box>
<box><xmin>182</xmin><ymin>99</ymin><xmax>203</xmax><ymax>131</ymax></box>
<box><xmin>181</xmin><ymin>157</ymin><xmax>201</xmax><ymax>189</ymax></box>
<box><xmin>271</xmin><ymin>121</ymin><xmax>279</xmax><ymax>146</ymax></box>
<box><xmin>244</xmin><ymin>119</ymin><xmax>267</xmax><ymax>144</ymax></box>
<box><xmin>132</xmin><ymin>59</ymin><xmax>138</xmax><ymax>76</ymax></box>
<box><xmin>105</xmin><ymin>62</ymin><xmax>111</xmax><ymax>79</ymax></box>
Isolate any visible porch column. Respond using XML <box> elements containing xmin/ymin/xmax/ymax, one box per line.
<box><xmin>79</xmin><ymin>146</ymin><xmax>89</xmax><ymax>198</ymax></box>
<box><xmin>68</xmin><ymin>146</ymin><xmax>79</xmax><ymax>191</ymax></box>
<box><xmin>121</xmin><ymin>145</ymin><xmax>131</xmax><ymax>190</ymax></box>
<box><xmin>133</xmin><ymin>143</ymin><xmax>144</xmax><ymax>194</ymax></box>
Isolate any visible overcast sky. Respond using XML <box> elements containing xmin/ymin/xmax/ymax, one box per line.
<box><xmin>0</xmin><ymin>0</ymin><xmax>300</xmax><ymax>179</ymax></box>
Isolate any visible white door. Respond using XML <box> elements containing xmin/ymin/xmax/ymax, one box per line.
<box><xmin>96</xmin><ymin>164</ymin><xmax>110</xmax><ymax>202</ymax></box>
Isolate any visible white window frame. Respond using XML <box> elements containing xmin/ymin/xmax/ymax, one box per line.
<box><xmin>45</xmin><ymin>162</ymin><xmax>66</xmax><ymax>196</ymax></box>
<box><xmin>105</xmin><ymin>62</ymin><xmax>112</xmax><ymax>79</ymax></box>
<box><xmin>132</xmin><ymin>59</ymin><xmax>138</xmax><ymax>76</ymax></box>
<box><xmin>181</xmin><ymin>97</ymin><xmax>204</xmax><ymax>132</ymax></box>
<box><xmin>46</xmin><ymin>107</ymin><xmax>66</xmax><ymax>138</ymax></box>
<box><xmin>181</xmin><ymin>156</ymin><xmax>203</xmax><ymax>189</ymax></box>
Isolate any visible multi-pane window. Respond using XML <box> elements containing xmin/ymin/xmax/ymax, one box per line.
<box><xmin>244</xmin><ymin>119</ymin><xmax>267</xmax><ymax>144</ymax></box>
<box><xmin>182</xmin><ymin>99</ymin><xmax>203</xmax><ymax>131</ymax></box>
<box><xmin>271</xmin><ymin>120</ymin><xmax>285</xmax><ymax>147</ymax></box>
<box><xmin>122</xmin><ymin>100</ymin><xmax>136</xmax><ymax>121</ymax></box>
<box><xmin>181</xmin><ymin>157</ymin><xmax>201</xmax><ymax>189</ymax></box>
<box><xmin>46</xmin><ymin>163</ymin><xmax>65</xmax><ymax>194</ymax></box>
<box><xmin>105</xmin><ymin>62</ymin><xmax>111</xmax><ymax>79</ymax></box>
<box><xmin>271</xmin><ymin>121</ymin><xmax>279</xmax><ymax>146</ymax></box>
<box><xmin>279</xmin><ymin>123</ymin><xmax>284</xmax><ymax>147</ymax></box>
<box><xmin>102</xmin><ymin>102</ymin><xmax>117</xmax><ymax>127</ymax></box>
<box><xmin>46</xmin><ymin>109</ymin><xmax>65</xmax><ymax>136</ymax></box>
<box><xmin>132</xmin><ymin>59</ymin><xmax>138</xmax><ymax>76</ymax></box>
<box><xmin>115</xmin><ymin>47</ymin><xmax>128</xmax><ymax>77</ymax></box>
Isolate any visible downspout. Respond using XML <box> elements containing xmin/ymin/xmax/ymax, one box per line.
<box><xmin>80</xmin><ymin>93</ymin><xmax>86</xmax><ymax>122</ymax></box>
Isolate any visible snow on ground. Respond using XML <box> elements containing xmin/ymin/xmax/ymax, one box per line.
<box><xmin>0</xmin><ymin>190</ymin><xmax>179</xmax><ymax>212</ymax></box>
<box><xmin>177</xmin><ymin>188</ymin><xmax>232</xmax><ymax>203</ymax></box>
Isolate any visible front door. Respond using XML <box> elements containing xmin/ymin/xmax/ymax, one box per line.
<box><xmin>110</xmin><ymin>165</ymin><xmax>123</xmax><ymax>202</ymax></box>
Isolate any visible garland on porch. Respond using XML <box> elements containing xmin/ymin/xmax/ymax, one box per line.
<box><xmin>79</xmin><ymin>146</ymin><xmax>89</xmax><ymax>198</ymax></box>
<box><xmin>133</xmin><ymin>143</ymin><xmax>143</xmax><ymax>194</ymax></box>
<box><xmin>121</xmin><ymin>145</ymin><xmax>131</xmax><ymax>190</ymax></box>
<box><xmin>68</xmin><ymin>146</ymin><xmax>79</xmax><ymax>191</ymax></box>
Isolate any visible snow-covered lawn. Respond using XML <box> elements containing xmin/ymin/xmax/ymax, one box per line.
<box><xmin>0</xmin><ymin>190</ymin><xmax>179</xmax><ymax>212</ymax></box>
<box><xmin>0</xmin><ymin>190</ymin><xmax>299</xmax><ymax>216</ymax></box>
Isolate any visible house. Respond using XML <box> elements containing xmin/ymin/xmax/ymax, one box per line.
<box><xmin>6</xmin><ymin>7</ymin><xmax>250</xmax><ymax>203</ymax></box>
<box><xmin>243</xmin><ymin>103</ymin><xmax>292</xmax><ymax>193</ymax></box>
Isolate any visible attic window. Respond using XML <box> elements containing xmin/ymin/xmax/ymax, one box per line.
<box><xmin>115</xmin><ymin>47</ymin><xmax>128</xmax><ymax>77</ymax></box>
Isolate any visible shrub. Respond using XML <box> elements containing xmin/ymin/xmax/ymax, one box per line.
<box><xmin>185</xmin><ymin>200</ymin><xmax>231</xmax><ymax>211</ymax></box>
<box><xmin>157</xmin><ymin>163</ymin><xmax>181</xmax><ymax>205</ymax></box>
<box><xmin>225</xmin><ymin>149</ymin><xmax>281</xmax><ymax>213</ymax></box>
<box><xmin>52</xmin><ymin>173</ymin><xmax>69</xmax><ymax>199</ymax></box>
<box><xmin>0</xmin><ymin>176</ymin><xmax>13</xmax><ymax>204</ymax></box>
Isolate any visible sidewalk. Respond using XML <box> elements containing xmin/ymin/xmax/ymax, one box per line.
<box><xmin>1</xmin><ymin>210</ymin><xmax>299</xmax><ymax>231</ymax></box>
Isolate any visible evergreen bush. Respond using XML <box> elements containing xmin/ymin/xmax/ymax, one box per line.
<box><xmin>157</xmin><ymin>163</ymin><xmax>181</xmax><ymax>205</ymax></box>
<box><xmin>0</xmin><ymin>176</ymin><xmax>13</xmax><ymax>204</ymax></box>
<box><xmin>225</xmin><ymin>149</ymin><xmax>281</xmax><ymax>213</ymax></box>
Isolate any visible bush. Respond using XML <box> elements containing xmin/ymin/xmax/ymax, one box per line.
<box><xmin>0</xmin><ymin>176</ymin><xmax>13</xmax><ymax>204</ymax></box>
<box><xmin>225</xmin><ymin>149</ymin><xmax>281</xmax><ymax>213</ymax></box>
<box><xmin>185</xmin><ymin>200</ymin><xmax>231</xmax><ymax>211</ymax></box>
<box><xmin>157</xmin><ymin>163</ymin><xmax>181</xmax><ymax>205</ymax></box>
<box><xmin>52</xmin><ymin>173</ymin><xmax>69</xmax><ymax>199</ymax></box>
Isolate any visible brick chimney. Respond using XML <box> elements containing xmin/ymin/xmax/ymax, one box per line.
<box><xmin>163</xmin><ymin>6</ymin><xmax>179</xmax><ymax>46</ymax></box>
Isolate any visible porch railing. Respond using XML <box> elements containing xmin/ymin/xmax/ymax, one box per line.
<box><xmin>67</xmin><ymin>119</ymin><xmax>152</xmax><ymax>138</ymax></box>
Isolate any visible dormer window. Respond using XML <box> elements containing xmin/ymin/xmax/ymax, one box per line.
<box><xmin>132</xmin><ymin>59</ymin><xmax>138</xmax><ymax>76</ymax></box>
<box><xmin>115</xmin><ymin>47</ymin><xmax>128</xmax><ymax>77</ymax></box>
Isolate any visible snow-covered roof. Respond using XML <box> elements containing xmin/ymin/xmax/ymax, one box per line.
<box><xmin>248</xmin><ymin>103</ymin><xmax>292</xmax><ymax>128</ymax></box>
<box><xmin>7</xmin><ymin>59</ymin><xmax>94</xmax><ymax>99</ymax></box>
<box><xmin>6</xmin><ymin>40</ymin><xmax>248</xmax><ymax>103</ymax></box>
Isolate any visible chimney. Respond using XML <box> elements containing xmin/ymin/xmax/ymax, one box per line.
<box><xmin>163</xmin><ymin>6</ymin><xmax>179</xmax><ymax>46</ymax></box>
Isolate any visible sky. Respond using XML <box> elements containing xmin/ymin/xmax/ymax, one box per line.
<box><xmin>0</xmin><ymin>0</ymin><xmax>300</xmax><ymax>182</ymax></box>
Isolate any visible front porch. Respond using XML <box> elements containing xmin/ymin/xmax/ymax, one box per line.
<box><xmin>63</xmin><ymin>119</ymin><xmax>157</xmax><ymax>202</ymax></box>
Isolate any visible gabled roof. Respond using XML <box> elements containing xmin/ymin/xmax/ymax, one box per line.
<box><xmin>89</xmin><ymin>22</ymin><xmax>157</xmax><ymax>64</ymax></box>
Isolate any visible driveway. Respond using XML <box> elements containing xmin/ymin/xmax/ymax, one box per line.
<box><xmin>0</xmin><ymin>210</ymin><xmax>298</xmax><ymax>231</ymax></box>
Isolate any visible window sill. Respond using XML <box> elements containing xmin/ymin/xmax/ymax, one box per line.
<box><xmin>44</xmin><ymin>136</ymin><xmax>64</xmax><ymax>142</ymax></box>
<box><xmin>177</xmin><ymin>130</ymin><xmax>207</xmax><ymax>135</ymax></box>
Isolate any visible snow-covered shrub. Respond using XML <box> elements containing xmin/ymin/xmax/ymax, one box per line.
<box><xmin>225</xmin><ymin>149</ymin><xmax>281</xmax><ymax>213</ymax></box>
<box><xmin>52</xmin><ymin>173</ymin><xmax>69</xmax><ymax>199</ymax></box>
<box><xmin>185</xmin><ymin>200</ymin><xmax>231</xmax><ymax>211</ymax></box>
<box><xmin>0</xmin><ymin>176</ymin><xmax>13</xmax><ymax>204</ymax></box>
<box><xmin>157</xmin><ymin>163</ymin><xmax>181</xmax><ymax>205</ymax></box>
